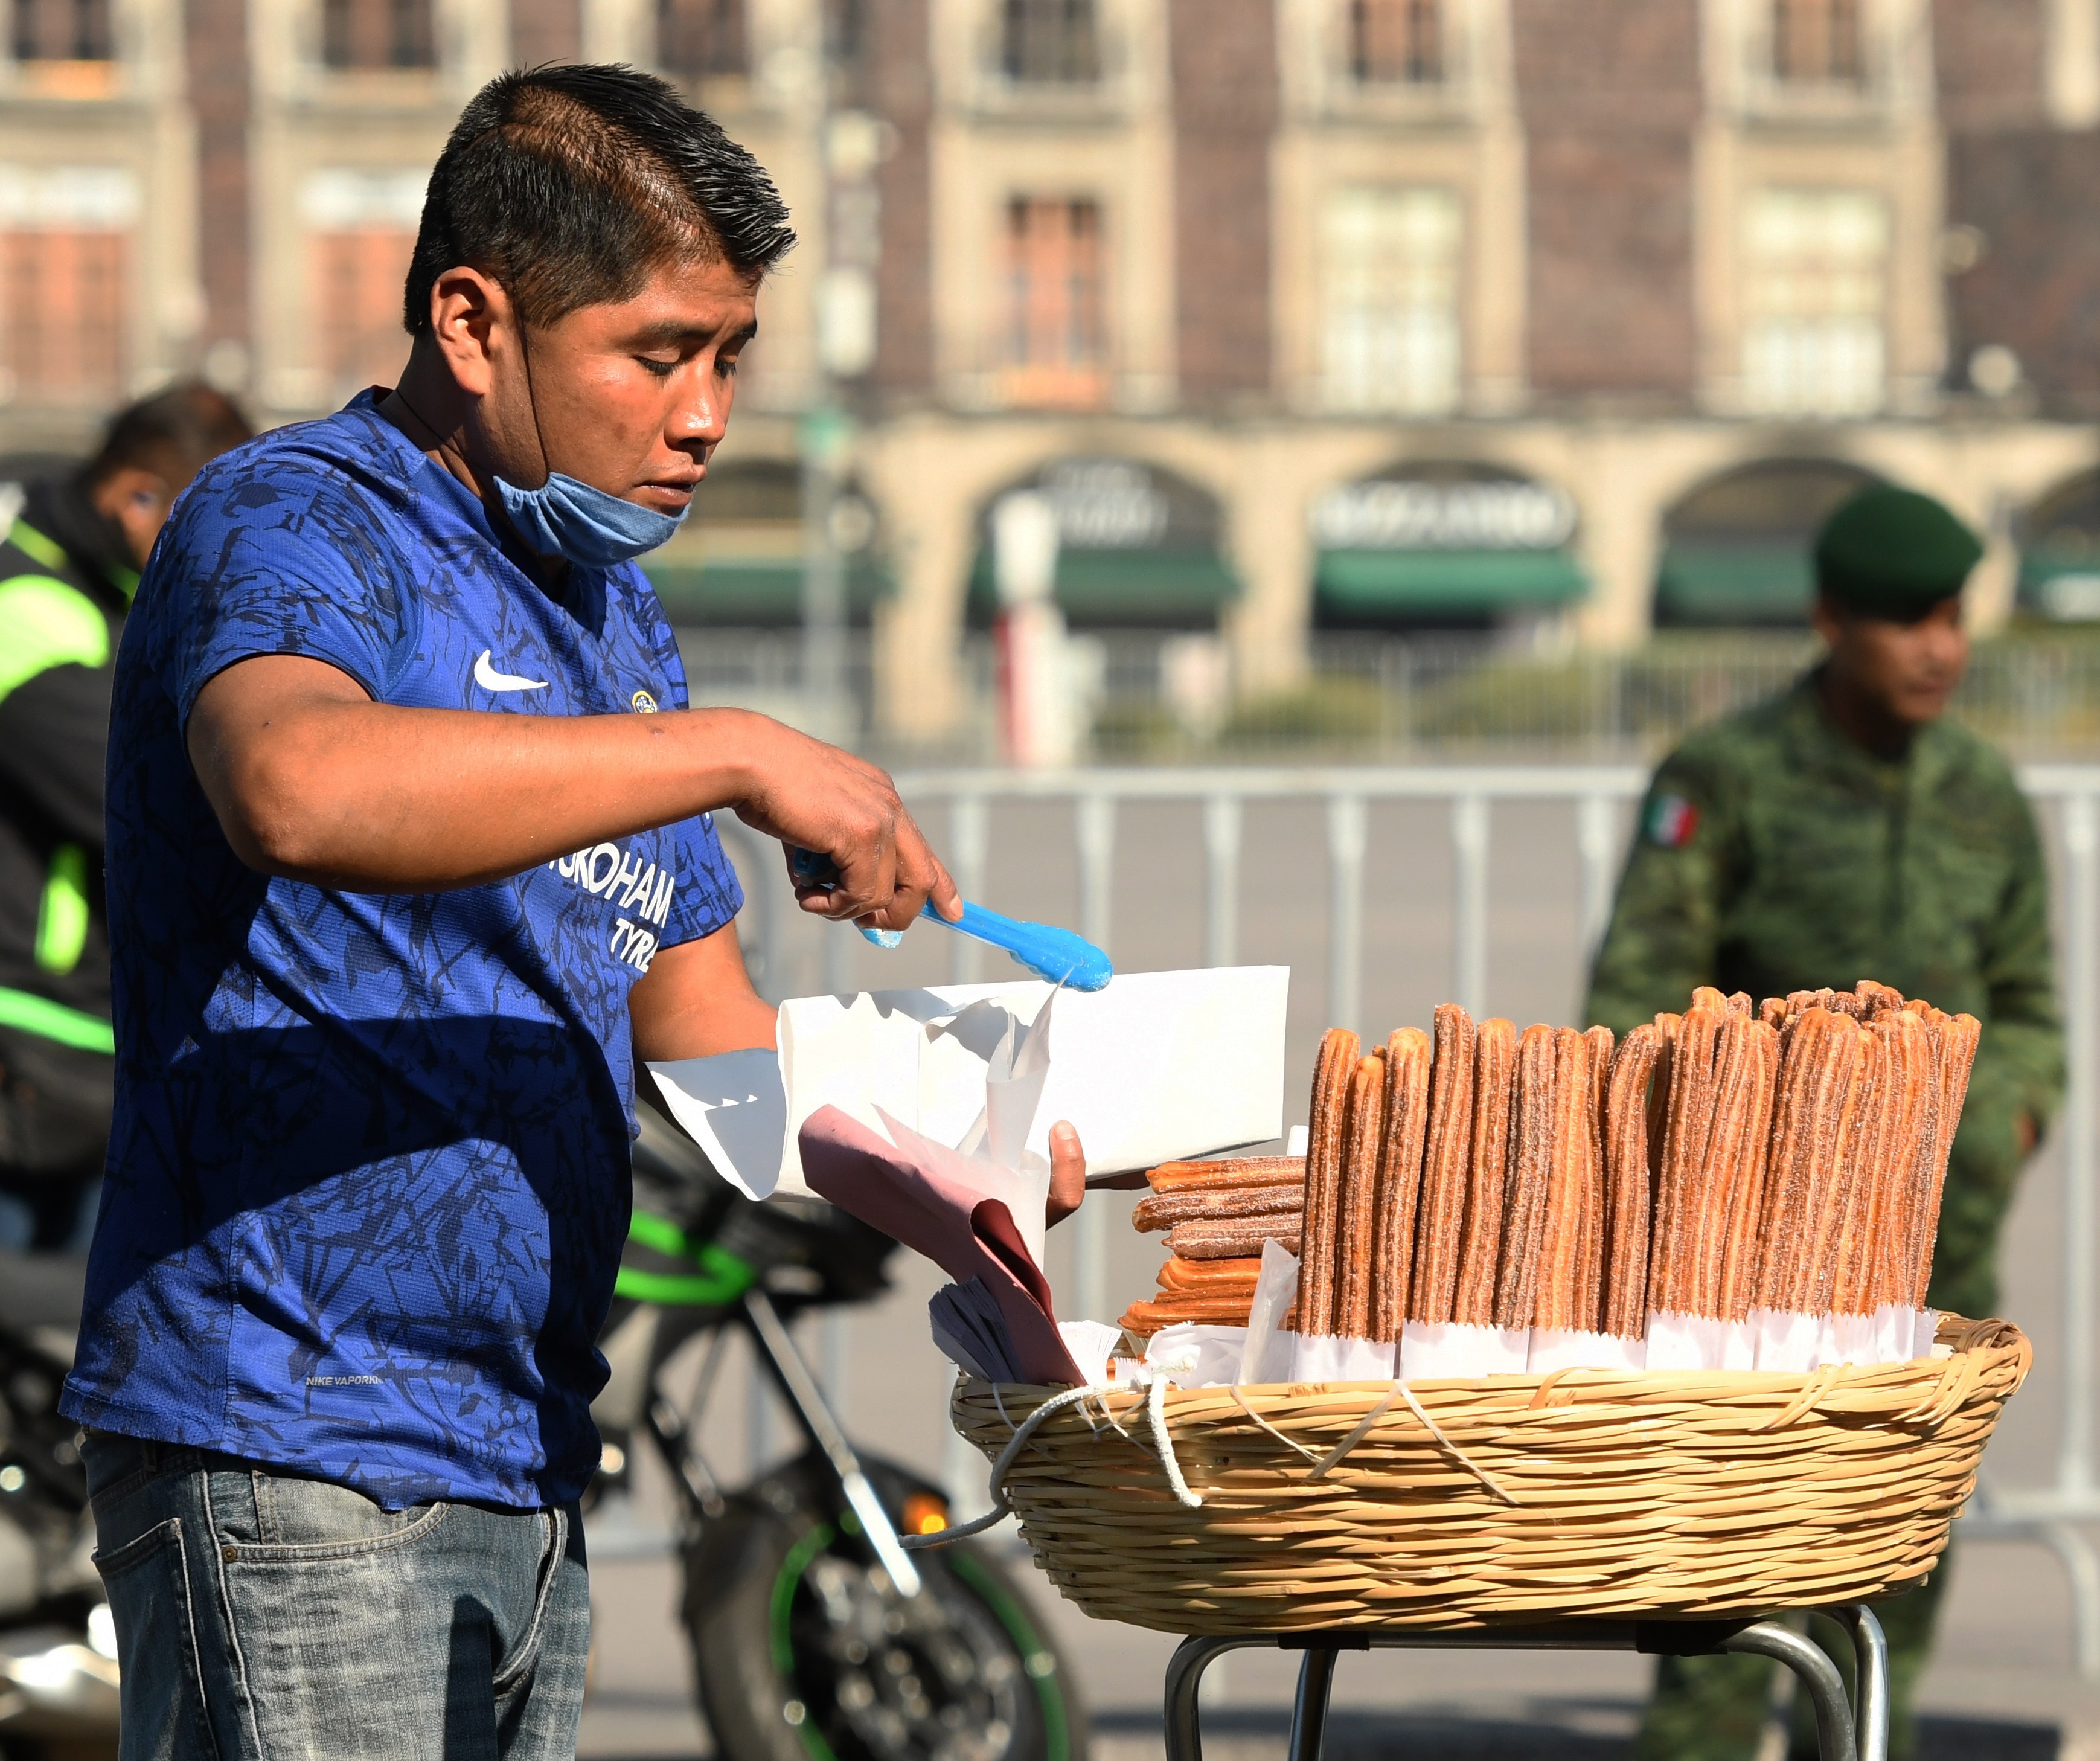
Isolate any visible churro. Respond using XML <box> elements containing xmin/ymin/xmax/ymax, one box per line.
<box><xmin>1145</xmin><ymin>1156</ymin><xmax>1305</xmax><ymax>1194</ymax></box>
<box><xmin>1713</xmin><ymin>1019</ymin><xmax>1779</xmax><ymax>1320</ymax></box>
<box><xmin>1453</xmin><ymin>1017</ymin><xmax>1518</xmax><ymax>1326</ymax></box>
<box><xmin>1156</xmin><ymin>1256</ymin><xmax>1262</xmax><ymax>1294</ymax></box>
<box><xmin>1118</xmin><ymin>1297</ymin><xmax>1251</xmax><ymax>1336</ymax></box>
<box><xmin>1648</xmin><ymin>1012</ymin><xmax>1680</xmax><ymax>1185</ymax></box>
<box><xmin>1691</xmin><ymin>986</ymin><xmax>1729</xmax><ymax>1016</ymax></box>
<box><xmin>1754</xmin><ymin>1009</ymin><xmax>1865</xmax><ymax>1312</ymax></box>
<box><xmin>1844</xmin><ymin>1010</ymin><xmax>1933</xmax><ymax>1313</ymax></box>
<box><xmin>1759</xmin><ymin>996</ymin><xmax>1787</xmax><ymax>1031</ymax></box>
<box><xmin>1907</xmin><ymin>1013</ymin><xmax>1981</xmax><ymax>1304</ymax></box>
<box><xmin>1601</xmin><ymin>1024</ymin><xmax>1662</xmax><ymax>1336</ymax></box>
<box><xmin>1651</xmin><ymin>1006</ymin><xmax>1723</xmax><ymax>1313</ymax></box>
<box><xmin>1334</xmin><ymin>1053</ymin><xmax>1387</xmax><ymax>1338</ymax></box>
<box><xmin>1132</xmin><ymin>1187</ymin><xmax>1302</xmax><ymax>1233</ymax></box>
<box><xmin>1371</xmin><ymin>1027</ymin><xmax>1430</xmax><ymax>1342</ymax></box>
<box><xmin>1168</xmin><ymin>1217</ymin><xmax>1304</xmax><ymax>1260</ymax></box>
<box><xmin>1493</xmin><ymin>1024</ymin><xmax>1559</xmax><ymax>1329</ymax></box>
<box><xmin>1804</xmin><ymin>1016</ymin><xmax>1875</xmax><ymax>1314</ymax></box>
<box><xmin>1535</xmin><ymin>1026</ymin><xmax>1602</xmax><ymax>1332</ymax></box>
<box><xmin>1299</xmin><ymin>1027</ymin><xmax>1359</xmax><ymax>1336</ymax></box>
<box><xmin>1409</xmin><ymin>1004</ymin><xmax>1476</xmax><ymax>1324</ymax></box>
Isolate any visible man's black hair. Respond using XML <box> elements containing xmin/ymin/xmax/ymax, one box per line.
<box><xmin>84</xmin><ymin>382</ymin><xmax>253</xmax><ymax>487</ymax></box>
<box><xmin>405</xmin><ymin>63</ymin><xmax>796</xmax><ymax>335</ymax></box>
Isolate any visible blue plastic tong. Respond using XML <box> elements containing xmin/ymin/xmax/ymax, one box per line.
<box><xmin>787</xmin><ymin>848</ymin><xmax>1113</xmax><ymax>991</ymax></box>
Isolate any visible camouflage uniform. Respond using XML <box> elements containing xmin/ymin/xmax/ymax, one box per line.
<box><xmin>1585</xmin><ymin>670</ymin><xmax>2064</xmax><ymax>1761</ymax></box>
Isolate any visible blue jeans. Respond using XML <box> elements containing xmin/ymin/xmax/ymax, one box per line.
<box><xmin>83</xmin><ymin>1432</ymin><xmax>590</xmax><ymax>1761</ymax></box>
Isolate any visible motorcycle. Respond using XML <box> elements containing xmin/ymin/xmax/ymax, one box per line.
<box><xmin>592</xmin><ymin>1100</ymin><xmax>1088</xmax><ymax>1761</ymax></box>
<box><xmin>0</xmin><ymin>1249</ymin><xmax>119</xmax><ymax>1759</ymax></box>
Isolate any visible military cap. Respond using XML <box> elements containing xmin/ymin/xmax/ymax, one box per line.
<box><xmin>1814</xmin><ymin>484</ymin><xmax>1983</xmax><ymax>620</ymax></box>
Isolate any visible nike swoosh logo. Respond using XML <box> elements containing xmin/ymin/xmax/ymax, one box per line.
<box><xmin>474</xmin><ymin>650</ymin><xmax>548</xmax><ymax>693</ymax></box>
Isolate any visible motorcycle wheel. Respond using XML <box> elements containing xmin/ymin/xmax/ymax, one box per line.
<box><xmin>684</xmin><ymin>1503</ymin><xmax>1086</xmax><ymax>1761</ymax></box>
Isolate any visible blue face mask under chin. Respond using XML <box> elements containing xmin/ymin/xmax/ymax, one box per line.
<box><xmin>493</xmin><ymin>470</ymin><xmax>689</xmax><ymax>569</ymax></box>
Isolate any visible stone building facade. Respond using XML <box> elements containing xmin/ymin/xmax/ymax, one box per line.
<box><xmin>5</xmin><ymin>0</ymin><xmax>2100</xmax><ymax>745</ymax></box>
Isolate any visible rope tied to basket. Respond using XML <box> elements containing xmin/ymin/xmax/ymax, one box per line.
<box><xmin>1307</xmin><ymin>1379</ymin><xmax>1522</xmax><ymax>1506</ymax></box>
<box><xmin>908</xmin><ymin>1354</ymin><xmax>1206</xmax><ymax>1552</ymax></box>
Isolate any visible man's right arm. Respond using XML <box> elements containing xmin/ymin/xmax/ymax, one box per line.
<box><xmin>186</xmin><ymin>653</ymin><xmax>956</xmax><ymax>931</ymax></box>
<box><xmin>1583</xmin><ymin>752</ymin><xmax>1738</xmax><ymax>1037</ymax></box>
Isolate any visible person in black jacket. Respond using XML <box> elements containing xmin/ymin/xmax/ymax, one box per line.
<box><xmin>0</xmin><ymin>382</ymin><xmax>251</xmax><ymax>1248</ymax></box>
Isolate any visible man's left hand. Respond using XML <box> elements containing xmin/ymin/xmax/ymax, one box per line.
<box><xmin>1048</xmin><ymin>1121</ymin><xmax>1086</xmax><ymax>1227</ymax></box>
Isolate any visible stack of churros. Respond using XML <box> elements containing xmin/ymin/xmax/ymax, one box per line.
<box><xmin>1114</xmin><ymin>976</ymin><xmax>1983</xmax><ymax>1377</ymax></box>
<box><xmin>1117</xmin><ymin>1155</ymin><xmax>1304</xmax><ymax>1336</ymax></box>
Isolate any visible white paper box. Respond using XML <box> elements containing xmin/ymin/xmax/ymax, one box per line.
<box><xmin>1528</xmin><ymin>1329</ymin><xmax>1646</xmax><ymax>1373</ymax></box>
<box><xmin>1148</xmin><ymin>1324</ymin><xmax>1250</xmax><ymax>1390</ymax></box>
<box><xmin>1290</xmin><ymin>1333</ymin><xmax>1397</xmax><ymax>1384</ymax></box>
<box><xmin>650</xmin><ymin>966</ymin><xmax>1289</xmax><ymax>1199</ymax></box>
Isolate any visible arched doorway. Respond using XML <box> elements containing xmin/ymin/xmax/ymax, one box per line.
<box><xmin>964</xmin><ymin>456</ymin><xmax>1240</xmax><ymax>630</ymax></box>
<box><xmin>1308</xmin><ymin>460</ymin><xmax>1586</xmax><ymax>633</ymax></box>
<box><xmin>1654</xmin><ymin>458</ymin><xmax>1878</xmax><ymax>627</ymax></box>
<box><xmin>2020</xmin><ymin>470</ymin><xmax>2100</xmax><ymax>622</ymax></box>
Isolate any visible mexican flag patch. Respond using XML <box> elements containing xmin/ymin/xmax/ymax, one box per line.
<box><xmin>1645</xmin><ymin>794</ymin><xmax>1700</xmax><ymax>848</ymax></box>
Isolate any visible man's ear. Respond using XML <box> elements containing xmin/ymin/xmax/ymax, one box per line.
<box><xmin>424</xmin><ymin>266</ymin><xmax>506</xmax><ymax>399</ymax></box>
<box><xmin>1810</xmin><ymin>592</ymin><xmax>1849</xmax><ymax>651</ymax></box>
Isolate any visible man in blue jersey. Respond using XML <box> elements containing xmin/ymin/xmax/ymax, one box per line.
<box><xmin>60</xmin><ymin>65</ymin><xmax>1005</xmax><ymax>1761</ymax></box>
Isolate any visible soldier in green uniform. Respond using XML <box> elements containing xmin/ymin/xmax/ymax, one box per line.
<box><xmin>1587</xmin><ymin>484</ymin><xmax>2066</xmax><ymax>1761</ymax></box>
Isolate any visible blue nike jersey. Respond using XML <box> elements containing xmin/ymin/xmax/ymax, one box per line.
<box><xmin>60</xmin><ymin>392</ymin><xmax>743</xmax><ymax>1508</ymax></box>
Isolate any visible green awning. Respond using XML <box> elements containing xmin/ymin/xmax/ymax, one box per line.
<box><xmin>966</xmin><ymin>548</ymin><xmax>1241</xmax><ymax>627</ymax></box>
<box><xmin>644</xmin><ymin>557</ymin><xmax>892</xmax><ymax>626</ymax></box>
<box><xmin>1314</xmin><ymin>548</ymin><xmax>1587</xmax><ymax>619</ymax></box>
<box><xmin>1654</xmin><ymin>540</ymin><xmax>1814</xmax><ymax>626</ymax></box>
<box><xmin>2020</xmin><ymin>550</ymin><xmax>2100</xmax><ymax>620</ymax></box>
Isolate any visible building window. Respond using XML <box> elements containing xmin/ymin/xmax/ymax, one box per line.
<box><xmin>11</xmin><ymin>0</ymin><xmax>113</xmax><ymax>60</ymax></box>
<box><xmin>1348</xmin><ymin>0</ymin><xmax>1440</xmax><ymax>85</ymax></box>
<box><xmin>301</xmin><ymin>169</ymin><xmax>424</xmax><ymax>399</ymax></box>
<box><xmin>658</xmin><ymin>0</ymin><xmax>747</xmax><ymax>80</ymax></box>
<box><xmin>1320</xmin><ymin>185</ymin><xmax>1461</xmax><ymax>415</ymax></box>
<box><xmin>0</xmin><ymin>165</ymin><xmax>136</xmax><ymax>405</ymax></box>
<box><xmin>1000</xmin><ymin>0</ymin><xmax>1100</xmax><ymax>85</ymax></box>
<box><xmin>1772</xmin><ymin>0</ymin><xmax>1861</xmax><ymax>83</ymax></box>
<box><xmin>1741</xmin><ymin>188</ymin><xmax>1887</xmax><ymax>417</ymax></box>
<box><xmin>1001</xmin><ymin>196</ymin><xmax>1106</xmax><ymax>408</ymax></box>
<box><xmin>320</xmin><ymin>0</ymin><xmax>436</xmax><ymax>71</ymax></box>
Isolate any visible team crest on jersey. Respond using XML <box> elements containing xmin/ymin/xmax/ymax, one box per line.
<box><xmin>631</xmin><ymin>690</ymin><xmax>659</xmax><ymax>713</ymax></box>
<box><xmin>1646</xmin><ymin>793</ymin><xmax>1700</xmax><ymax>848</ymax></box>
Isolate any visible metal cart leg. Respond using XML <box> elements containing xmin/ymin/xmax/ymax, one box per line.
<box><xmin>1286</xmin><ymin>1646</ymin><xmax>1342</xmax><ymax>1761</ymax></box>
<box><xmin>1163</xmin><ymin>1636</ymin><xmax>1263</xmax><ymax>1761</ymax></box>
<box><xmin>1723</xmin><ymin>1620</ymin><xmax>1859</xmax><ymax>1761</ymax></box>
<box><xmin>1842</xmin><ymin>1604</ymin><xmax>1889</xmax><ymax>1761</ymax></box>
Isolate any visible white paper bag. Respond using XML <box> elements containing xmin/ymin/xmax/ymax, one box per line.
<box><xmin>1874</xmin><ymin>1303</ymin><xmax>1914</xmax><ymax>1364</ymax></box>
<box><xmin>1147</xmin><ymin>1324</ymin><xmax>1249</xmax><ymax>1390</ymax></box>
<box><xmin>650</xmin><ymin>966</ymin><xmax>1289</xmax><ymax>1199</ymax></box>
<box><xmin>1645</xmin><ymin>1312</ymin><xmax>1755</xmax><ymax>1371</ymax></box>
<box><xmin>1913</xmin><ymin>1308</ymin><xmax>1943</xmax><ymax>1361</ymax></box>
<box><xmin>1750</xmin><ymin>1308</ymin><xmax>1820</xmax><ymax>1372</ymax></box>
<box><xmin>1527</xmin><ymin>1329</ymin><xmax>1646</xmax><ymax>1373</ymax></box>
<box><xmin>1822</xmin><ymin>1311</ymin><xmax>1882</xmax><ymax>1368</ymax></box>
<box><xmin>1057</xmin><ymin>1320</ymin><xmax>1124</xmax><ymax>1387</ymax></box>
<box><xmin>1290</xmin><ymin>1333</ymin><xmax>1397</xmax><ymax>1384</ymax></box>
<box><xmin>1397</xmin><ymin>1321</ymin><xmax>1529</xmax><ymax>1380</ymax></box>
<box><xmin>1237</xmin><ymin>1240</ymin><xmax>1300</xmax><ymax>1387</ymax></box>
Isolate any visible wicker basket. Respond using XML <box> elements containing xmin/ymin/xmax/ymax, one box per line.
<box><xmin>949</xmin><ymin>1315</ymin><xmax>2029</xmax><ymax>1635</ymax></box>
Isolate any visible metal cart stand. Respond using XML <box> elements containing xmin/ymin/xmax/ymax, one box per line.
<box><xmin>1163</xmin><ymin>1603</ymin><xmax>1889</xmax><ymax>1761</ymax></box>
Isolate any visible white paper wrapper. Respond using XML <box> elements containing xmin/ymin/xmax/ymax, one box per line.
<box><xmin>1398</xmin><ymin>1321</ymin><xmax>1531</xmax><ymax>1380</ymax></box>
<box><xmin>1750</xmin><ymin>1308</ymin><xmax>1820</xmax><ymax>1372</ymax></box>
<box><xmin>1526</xmin><ymin>1328</ymin><xmax>1647</xmax><ymax>1373</ymax></box>
<box><xmin>1914</xmin><ymin>1308</ymin><xmax>1944</xmax><ymax>1360</ymax></box>
<box><xmin>1645</xmin><ymin>1312</ymin><xmax>1755</xmax><ymax>1371</ymax></box>
<box><xmin>1146</xmin><ymin>1323</ymin><xmax>1249</xmax><ymax>1390</ymax></box>
<box><xmin>1237</xmin><ymin>1240</ymin><xmax>1300</xmax><ymax>1386</ymax></box>
<box><xmin>1821</xmin><ymin>1311</ymin><xmax>1883</xmax><ymax>1367</ymax></box>
<box><xmin>651</xmin><ymin>967</ymin><xmax>1290</xmax><ymax>1198</ymax></box>
<box><xmin>1057</xmin><ymin>1320</ymin><xmax>1124</xmax><ymax>1387</ymax></box>
<box><xmin>1874</xmin><ymin>1303</ymin><xmax>1914</xmax><ymax>1364</ymax></box>
<box><xmin>1290</xmin><ymin>1332</ymin><xmax>1398</xmax><ymax>1384</ymax></box>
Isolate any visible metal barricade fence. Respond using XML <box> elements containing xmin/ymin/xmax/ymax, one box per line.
<box><xmin>722</xmin><ymin>763</ymin><xmax>2100</xmax><ymax>1667</ymax></box>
